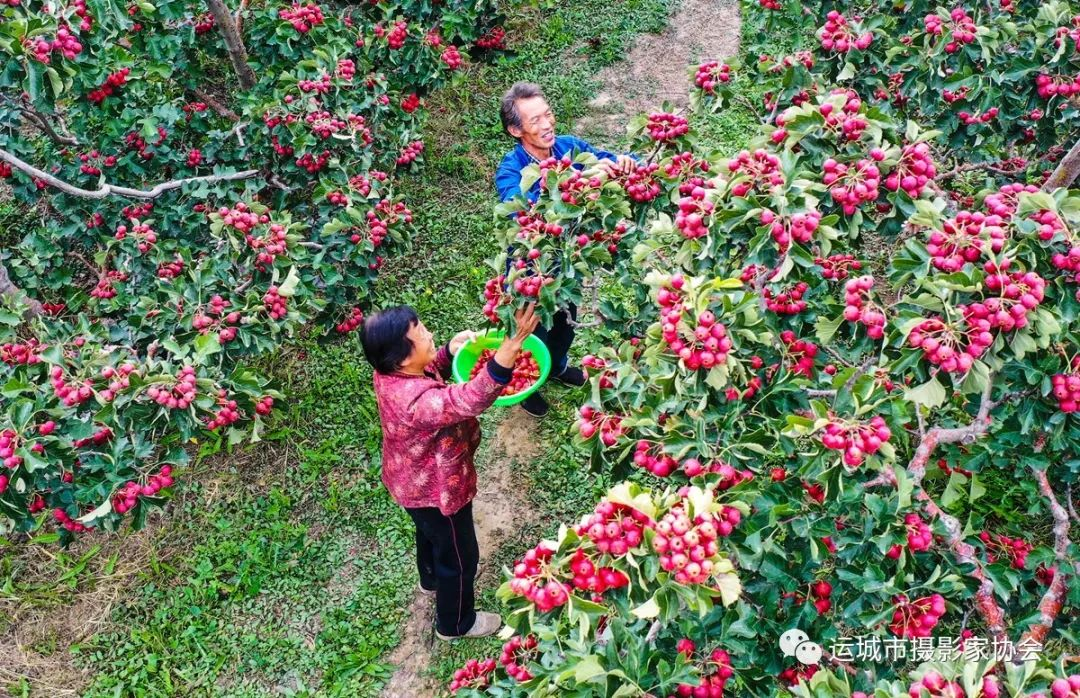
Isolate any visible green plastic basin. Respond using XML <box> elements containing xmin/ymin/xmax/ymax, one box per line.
<box><xmin>451</xmin><ymin>332</ymin><xmax>551</xmax><ymax>406</ymax></box>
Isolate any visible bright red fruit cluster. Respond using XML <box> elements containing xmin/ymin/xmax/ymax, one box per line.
<box><xmin>905</xmin><ymin>512</ymin><xmax>933</xmax><ymax>552</ymax></box>
<box><xmin>843</xmin><ymin>275</ymin><xmax>886</xmax><ymax>338</ymax></box>
<box><xmin>1</xmin><ymin>429</ymin><xmax>23</xmax><ymax>470</ymax></box>
<box><xmin>278</xmin><ymin>3</ymin><xmax>325</xmax><ymax>33</ymax></box>
<box><xmin>823</xmin><ymin>158</ymin><xmax>881</xmax><ymax>215</ymax></box>
<box><xmin>205</xmin><ymin>390</ymin><xmax>240</xmax><ymax>431</ymax></box>
<box><xmin>669</xmin><ymin>641</ymin><xmax>733</xmax><ymax>698</ymax></box>
<box><xmin>979</xmin><ymin>530</ymin><xmax>1032</xmax><ymax>569</ymax></box>
<box><xmin>499</xmin><ymin>636</ymin><xmax>537</xmax><ymax>683</ymax></box>
<box><xmin>114</xmin><ymin>221</ymin><xmax>157</xmax><ymax>253</ymax></box>
<box><xmin>652</xmin><ymin>503</ymin><xmax>734</xmax><ymax>584</ymax></box>
<box><xmin>926</xmin><ymin>210</ymin><xmax>1005</xmax><ymax>271</ymax></box>
<box><xmin>469</xmin><ymin>349</ymin><xmax>540</xmax><ymax>397</ymax></box>
<box><xmin>263</xmin><ymin>287</ymin><xmax>288</xmax><ymax>319</ymax></box>
<box><xmin>441</xmin><ymin>46</ymin><xmax>463</xmax><ymax>69</ymax></box>
<box><xmin>622</xmin><ymin>162</ymin><xmax>662</xmax><ymax>202</ymax></box>
<box><xmin>676</xmin><ymin>186</ymin><xmax>715</xmax><ymax>239</ymax></box>
<box><xmin>820</xmin><ymin>415</ymin><xmax>892</xmax><ymax>466</ymax></box>
<box><xmin>482</xmin><ymin>275</ymin><xmax>509</xmax><ymax>323</ymax></box>
<box><xmin>580</xmin><ymin>500</ymin><xmax>651</xmax><ymax>555</ymax></box>
<box><xmin>779</xmin><ymin>330</ymin><xmax>817</xmax><ymax>377</ymax></box>
<box><xmin>87</xmin><ymin>67</ymin><xmax>130</xmax><ymax>104</ymax></box>
<box><xmin>449</xmin><ymin>658</ymin><xmax>496</xmax><ymax>693</ymax></box>
<box><xmin>818</xmin><ymin>92</ymin><xmax>868</xmax><ymax>142</ymax></box>
<box><xmin>509</xmin><ymin>542</ymin><xmax>568</xmax><ymax>611</ymax></box>
<box><xmin>764</xmin><ymin>281</ymin><xmax>809</xmax><ymax>315</ymax></box>
<box><xmin>112</xmin><ymin>465</ymin><xmax>174</xmax><ymax>514</ymax></box>
<box><xmin>192</xmin><ymin>295</ymin><xmax>241</xmax><ymax>343</ymax></box>
<box><xmin>978</xmin><ymin>265</ymin><xmax>1045</xmax><ymax>331</ymax></box>
<box><xmin>633</xmin><ymin>440</ymin><xmax>681</xmax><ymax>477</ymax></box>
<box><xmin>578</xmin><ymin>405</ymin><xmax>624</xmax><ymax>446</ymax></box>
<box><xmin>1051</xmin><ymin>675</ymin><xmax>1080</xmax><ymax>698</ymax></box>
<box><xmin>568</xmin><ymin>549</ymin><xmax>629</xmax><ymax>594</ymax></box>
<box><xmin>908</xmin><ymin>316</ymin><xmax>989</xmax><ymax>373</ymax></box>
<box><xmin>727</xmin><ymin>149</ymin><xmax>784</xmax><ymax>197</ymax></box>
<box><xmin>658</xmin><ymin>279</ymin><xmax>733</xmax><ymax>370</ymax></box>
<box><xmin>147</xmin><ymin>366</ymin><xmax>197</xmax><ymax>410</ymax></box>
<box><xmin>884</xmin><ymin>142</ymin><xmax>936</xmax><ymax>198</ymax></box>
<box><xmin>762</xmin><ymin>209</ymin><xmax>820</xmax><ymax>252</ymax></box>
<box><xmin>694</xmin><ymin>60</ymin><xmax>732</xmax><ymax>95</ymax></box>
<box><xmin>475</xmin><ymin>26</ymin><xmax>506</xmax><ymax>50</ymax></box>
<box><xmin>335</xmin><ymin>307</ymin><xmax>364</xmax><ymax>334</ymax></box>
<box><xmin>816</xmin><ymin>253</ymin><xmax>862</xmax><ymax>280</ymax></box>
<box><xmin>925</xmin><ymin>7</ymin><xmax>978</xmax><ymax>52</ymax></box>
<box><xmin>395</xmin><ymin>140</ymin><xmax>424</xmax><ymax>166</ymax></box>
<box><xmin>818</xmin><ymin>11</ymin><xmax>873</xmax><ymax>52</ymax></box>
<box><xmin>889</xmin><ymin>593</ymin><xmax>945</xmax><ymax>638</ymax></box>
<box><xmin>1036</xmin><ymin>72</ymin><xmax>1080</xmax><ymax>99</ymax></box>
<box><xmin>647</xmin><ymin>112</ymin><xmax>690</xmax><ymax>142</ymax></box>
<box><xmin>1051</xmin><ymin>358</ymin><xmax>1080</xmax><ymax>413</ymax></box>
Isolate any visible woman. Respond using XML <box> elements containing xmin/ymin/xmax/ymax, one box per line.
<box><xmin>360</xmin><ymin>303</ymin><xmax>539</xmax><ymax>639</ymax></box>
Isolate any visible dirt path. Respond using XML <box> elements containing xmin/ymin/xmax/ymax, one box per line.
<box><xmin>574</xmin><ymin>0</ymin><xmax>741</xmax><ymax>144</ymax></box>
<box><xmin>380</xmin><ymin>410</ymin><xmax>543</xmax><ymax>698</ymax></box>
<box><xmin>378</xmin><ymin>3</ymin><xmax>742</xmax><ymax>696</ymax></box>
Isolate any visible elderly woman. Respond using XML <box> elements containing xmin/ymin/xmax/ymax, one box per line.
<box><xmin>360</xmin><ymin>304</ymin><xmax>539</xmax><ymax>640</ymax></box>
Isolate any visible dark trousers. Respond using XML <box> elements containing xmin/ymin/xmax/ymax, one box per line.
<box><xmin>406</xmin><ymin>502</ymin><xmax>479</xmax><ymax>636</ymax></box>
<box><xmin>533</xmin><ymin>304</ymin><xmax>577</xmax><ymax>376</ymax></box>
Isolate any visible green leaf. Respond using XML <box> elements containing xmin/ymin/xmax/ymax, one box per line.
<box><xmin>969</xmin><ymin>473</ymin><xmax>986</xmax><ymax>503</ymax></box>
<box><xmin>277</xmin><ymin>266</ymin><xmax>301</xmax><ymax>297</ymax></box>
<box><xmin>905</xmin><ymin>377</ymin><xmax>946</xmax><ymax>408</ymax></box>
<box><xmin>571</xmin><ymin>655</ymin><xmax>606</xmax><ymax>683</ymax></box>
<box><xmin>631</xmin><ymin>596</ymin><xmax>660</xmax><ymax>619</ymax></box>
<box><xmin>814</xmin><ymin>314</ymin><xmax>844</xmax><ymax>346</ymax></box>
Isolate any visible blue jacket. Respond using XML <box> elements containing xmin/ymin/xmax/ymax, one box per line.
<box><xmin>495</xmin><ymin>135</ymin><xmax>620</xmax><ymax>203</ymax></box>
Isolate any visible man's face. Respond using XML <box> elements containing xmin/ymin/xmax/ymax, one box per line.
<box><xmin>509</xmin><ymin>96</ymin><xmax>556</xmax><ymax>152</ymax></box>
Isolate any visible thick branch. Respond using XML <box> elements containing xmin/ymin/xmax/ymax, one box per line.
<box><xmin>188</xmin><ymin>87</ymin><xmax>240</xmax><ymax>121</ymax></box>
<box><xmin>918</xmin><ymin>489</ymin><xmax>1008</xmax><ymax>644</ymax></box>
<box><xmin>0</xmin><ymin>260</ymin><xmax>42</xmax><ymax>318</ymax></box>
<box><xmin>0</xmin><ymin>148</ymin><xmax>258</xmax><ymax>199</ymax></box>
<box><xmin>1016</xmin><ymin>469</ymin><xmax>1071</xmax><ymax>653</ymax></box>
<box><xmin>206</xmin><ymin>0</ymin><xmax>257</xmax><ymax>90</ymax></box>
<box><xmin>908</xmin><ymin>378</ymin><xmax>995</xmax><ymax>486</ymax></box>
<box><xmin>1043</xmin><ymin>135</ymin><xmax>1080</xmax><ymax>191</ymax></box>
<box><xmin>21</xmin><ymin>108</ymin><xmax>79</xmax><ymax>146</ymax></box>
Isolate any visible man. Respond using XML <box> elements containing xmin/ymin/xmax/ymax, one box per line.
<box><xmin>495</xmin><ymin>82</ymin><xmax>636</xmax><ymax>418</ymax></box>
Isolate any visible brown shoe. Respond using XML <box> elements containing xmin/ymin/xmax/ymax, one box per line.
<box><xmin>436</xmin><ymin>611</ymin><xmax>502</xmax><ymax>640</ymax></box>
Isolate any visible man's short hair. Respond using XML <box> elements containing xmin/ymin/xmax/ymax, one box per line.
<box><xmin>500</xmin><ymin>82</ymin><xmax>546</xmax><ymax>137</ymax></box>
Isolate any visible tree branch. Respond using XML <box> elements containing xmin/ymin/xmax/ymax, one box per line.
<box><xmin>917</xmin><ymin>489</ymin><xmax>1008</xmax><ymax>645</ymax></box>
<box><xmin>0</xmin><ymin>94</ymin><xmax>78</xmax><ymax>146</ymax></box>
<box><xmin>206</xmin><ymin>0</ymin><xmax>257</xmax><ymax>91</ymax></box>
<box><xmin>1043</xmin><ymin>134</ymin><xmax>1080</xmax><ymax>191</ymax></box>
<box><xmin>188</xmin><ymin>87</ymin><xmax>240</xmax><ymax>121</ymax></box>
<box><xmin>0</xmin><ymin>259</ymin><xmax>42</xmax><ymax>318</ymax></box>
<box><xmin>0</xmin><ymin>148</ymin><xmax>258</xmax><ymax>200</ymax></box>
<box><xmin>1016</xmin><ymin>468</ymin><xmax>1071</xmax><ymax>654</ymax></box>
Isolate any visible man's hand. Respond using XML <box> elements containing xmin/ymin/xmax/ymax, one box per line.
<box><xmin>599</xmin><ymin>154</ymin><xmax>637</xmax><ymax>177</ymax></box>
<box><xmin>449</xmin><ymin>330</ymin><xmax>477</xmax><ymax>355</ymax></box>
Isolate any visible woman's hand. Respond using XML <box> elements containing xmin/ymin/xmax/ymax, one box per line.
<box><xmin>449</xmin><ymin>330</ymin><xmax>477</xmax><ymax>355</ymax></box>
<box><xmin>494</xmin><ymin>304</ymin><xmax>540</xmax><ymax>369</ymax></box>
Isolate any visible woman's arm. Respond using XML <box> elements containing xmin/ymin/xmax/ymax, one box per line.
<box><xmin>404</xmin><ymin>361</ymin><xmax>510</xmax><ymax>430</ymax></box>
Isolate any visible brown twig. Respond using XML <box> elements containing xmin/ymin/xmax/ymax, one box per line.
<box><xmin>188</xmin><ymin>87</ymin><xmax>240</xmax><ymax>122</ymax></box>
<box><xmin>207</xmin><ymin>0</ymin><xmax>257</xmax><ymax>90</ymax></box>
<box><xmin>1044</xmin><ymin>134</ymin><xmax>1080</xmax><ymax>191</ymax></box>
<box><xmin>0</xmin><ymin>148</ymin><xmax>258</xmax><ymax>200</ymax></box>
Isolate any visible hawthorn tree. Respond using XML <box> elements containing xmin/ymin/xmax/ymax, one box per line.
<box><xmin>454</xmin><ymin>1</ymin><xmax>1080</xmax><ymax>694</ymax></box>
<box><xmin>0</xmin><ymin>0</ymin><xmax>507</xmax><ymax>535</ymax></box>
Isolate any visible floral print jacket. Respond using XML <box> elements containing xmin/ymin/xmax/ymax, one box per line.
<box><xmin>372</xmin><ymin>344</ymin><xmax>510</xmax><ymax>515</ymax></box>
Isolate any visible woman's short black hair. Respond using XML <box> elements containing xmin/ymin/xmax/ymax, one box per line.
<box><xmin>361</xmin><ymin>305</ymin><xmax>419</xmax><ymax>374</ymax></box>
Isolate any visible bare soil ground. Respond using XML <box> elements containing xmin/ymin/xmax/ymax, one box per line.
<box><xmin>574</xmin><ymin>0</ymin><xmax>741</xmax><ymax>145</ymax></box>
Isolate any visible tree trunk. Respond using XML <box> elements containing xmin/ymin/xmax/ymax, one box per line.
<box><xmin>206</xmin><ymin>0</ymin><xmax>257</xmax><ymax>91</ymax></box>
<box><xmin>1043</xmin><ymin>135</ymin><xmax>1080</xmax><ymax>191</ymax></box>
<box><xmin>0</xmin><ymin>259</ymin><xmax>42</xmax><ymax>318</ymax></box>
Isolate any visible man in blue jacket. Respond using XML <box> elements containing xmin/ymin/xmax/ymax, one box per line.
<box><xmin>495</xmin><ymin>82</ymin><xmax>636</xmax><ymax>417</ymax></box>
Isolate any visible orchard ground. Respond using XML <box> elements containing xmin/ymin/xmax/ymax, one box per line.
<box><xmin>0</xmin><ymin>0</ymin><xmax>759</xmax><ymax>695</ymax></box>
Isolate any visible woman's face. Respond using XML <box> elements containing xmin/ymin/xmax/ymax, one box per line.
<box><xmin>401</xmin><ymin>320</ymin><xmax>437</xmax><ymax>371</ymax></box>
